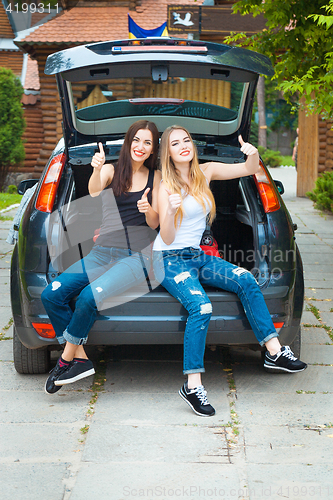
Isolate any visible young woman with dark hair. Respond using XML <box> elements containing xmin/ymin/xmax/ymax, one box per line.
<box><xmin>153</xmin><ymin>125</ymin><xmax>307</xmax><ymax>417</ymax></box>
<box><xmin>42</xmin><ymin>120</ymin><xmax>161</xmax><ymax>394</ymax></box>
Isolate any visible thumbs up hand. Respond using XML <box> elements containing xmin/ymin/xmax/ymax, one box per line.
<box><xmin>165</xmin><ymin>188</ymin><xmax>182</xmax><ymax>216</ymax></box>
<box><xmin>238</xmin><ymin>135</ymin><xmax>258</xmax><ymax>156</ymax></box>
<box><xmin>137</xmin><ymin>187</ymin><xmax>151</xmax><ymax>213</ymax></box>
<box><xmin>91</xmin><ymin>142</ymin><xmax>106</xmax><ymax>170</ymax></box>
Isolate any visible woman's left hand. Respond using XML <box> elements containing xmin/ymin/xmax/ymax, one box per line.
<box><xmin>137</xmin><ymin>187</ymin><xmax>151</xmax><ymax>214</ymax></box>
<box><xmin>239</xmin><ymin>135</ymin><xmax>258</xmax><ymax>156</ymax></box>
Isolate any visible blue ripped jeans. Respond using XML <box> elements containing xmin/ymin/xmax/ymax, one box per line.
<box><xmin>41</xmin><ymin>245</ymin><xmax>150</xmax><ymax>345</ymax></box>
<box><xmin>153</xmin><ymin>248</ymin><xmax>277</xmax><ymax>375</ymax></box>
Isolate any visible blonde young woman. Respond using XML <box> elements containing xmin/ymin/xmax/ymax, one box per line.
<box><xmin>153</xmin><ymin>125</ymin><xmax>307</xmax><ymax>417</ymax></box>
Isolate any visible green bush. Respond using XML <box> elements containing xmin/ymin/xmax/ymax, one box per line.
<box><xmin>7</xmin><ymin>184</ymin><xmax>17</xmax><ymax>194</ymax></box>
<box><xmin>258</xmin><ymin>146</ymin><xmax>283</xmax><ymax>168</ymax></box>
<box><xmin>306</xmin><ymin>171</ymin><xmax>333</xmax><ymax>213</ymax></box>
<box><xmin>0</xmin><ymin>68</ymin><xmax>25</xmax><ymax>192</ymax></box>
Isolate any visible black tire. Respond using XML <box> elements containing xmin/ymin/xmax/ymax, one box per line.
<box><xmin>13</xmin><ymin>327</ymin><xmax>51</xmax><ymax>374</ymax></box>
<box><xmin>290</xmin><ymin>326</ymin><xmax>301</xmax><ymax>359</ymax></box>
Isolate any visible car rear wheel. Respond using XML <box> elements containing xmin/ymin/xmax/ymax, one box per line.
<box><xmin>13</xmin><ymin>327</ymin><xmax>51</xmax><ymax>374</ymax></box>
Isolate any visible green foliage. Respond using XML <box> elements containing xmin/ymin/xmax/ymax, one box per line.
<box><xmin>258</xmin><ymin>146</ymin><xmax>283</xmax><ymax>168</ymax></box>
<box><xmin>225</xmin><ymin>0</ymin><xmax>333</xmax><ymax>119</ymax></box>
<box><xmin>249</xmin><ymin>119</ymin><xmax>258</xmax><ymax>146</ymax></box>
<box><xmin>6</xmin><ymin>184</ymin><xmax>17</xmax><ymax>194</ymax></box>
<box><xmin>0</xmin><ymin>68</ymin><xmax>25</xmax><ymax>191</ymax></box>
<box><xmin>306</xmin><ymin>171</ymin><xmax>333</xmax><ymax>212</ymax></box>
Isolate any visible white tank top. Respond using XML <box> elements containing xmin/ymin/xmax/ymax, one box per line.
<box><xmin>153</xmin><ymin>193</ymin><xmax>210</xmax><ymax>251</ymax></box>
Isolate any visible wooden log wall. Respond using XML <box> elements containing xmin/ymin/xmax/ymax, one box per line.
<box><xmin>144</xmin><ymin>79</ymin><xmax>231</xmax><ymax>108</ymax></box>
<box><xmin>16</xmin><ymin>98</ymin><xmax>43</xmax><ymax>174</ymax></box>
<box><xmin>0</xmin><ymin>51</ymin><xmax>24</xmax><ymax>76</ymax></box>
<box><xmin>33</xmin><ymin>46</ymin><xmax>65</xmax><ymax>174</ymax></box>
<box><xmin>318</xmin><ymin>118</ymin><xmax>333</xmax><ymax>173</ymax></box>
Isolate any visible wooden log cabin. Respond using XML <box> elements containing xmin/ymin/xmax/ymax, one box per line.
<box><xmin>5</xmin><ymin>0</ymin><xmax>332</xmax><ymax>195</ymax></box>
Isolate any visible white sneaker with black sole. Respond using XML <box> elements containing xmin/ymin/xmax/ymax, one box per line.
<box><xmin>264</xmin><ymin>346</ymin><xmax>307</xmax><ymax>373</ymax></box>
<box><xmin>179</xmin><ymin>382</ymin><xmax>215</xmax><ymax>417</ymax></box>
<box><xmin>54</xmin><ymin>359</ymin><xmax>95</xmax><ymax>385</ymax></box>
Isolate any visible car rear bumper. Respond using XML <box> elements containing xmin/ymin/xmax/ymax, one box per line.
<box><xmin>14</xmin><ymin>284</ymin><xmax>301</xmax><ymax>349</ymax></box>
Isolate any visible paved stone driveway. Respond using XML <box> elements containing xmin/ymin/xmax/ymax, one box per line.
<box><xmin>1</xmin><ymin>168</ymin><xmax>332</xmax><ymax>500</ymax></box>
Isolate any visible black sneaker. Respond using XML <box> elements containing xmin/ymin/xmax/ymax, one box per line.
<box><xmin>45</xmin><ymin>359</ymin><xmax>72</xmax><ymax>394</ymax></box>
<box><xmin>264</xmin><ymin>345</ymin><xmax>307</xmax><ymax>373</ymax></box>
<box><xmin>179</xmin><ymin>382</ymin><xmax>215</xmax><ymax>417</ymax></box>
<box><xmin>54</xmin><ymin>359</ymin><xmax>95</xmax><ymax>386</ymax></box>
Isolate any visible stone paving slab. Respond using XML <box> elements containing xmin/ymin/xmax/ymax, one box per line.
<box><xmin>301</xmin><ymin>253</ymin><xmax>333</xmax><ymax>265</ymax></box>
<box><xmin>0</xmin><ymin>464</ymin><xmax>67</xmax><ymax>500</ymax></box>
<box><xmin>303</xmin><ymin>272</ymin><xmax>333</xmax><ymax>280</ymax></box>
<box><xmin>313</xmin><ymin>300</ymin><xmax>333</xmax><ymax>312</ymax></box>
<box><xmin>0</xmin><ymin>422</ymin><xmax>84</xmax><ymax>461</ymax></box>
<box><xmin>0</xmin><ymin>293</ymin><xmax>10</xmax><ymax>307</ymax></box>
<box><xmin>320</xmin><ymin>311</ymin><xmax>333</xmax><ymax>327</ymax></box>
<box><xmin>301</xmin><ymin>344</ymin><xmax>333</xmax><ymax>364</ymax></box>
<box><xmin>301</xmin><ymin>310</ymin><xmax>319</xmax><ymax>324</ymax></box>
<box><xmin>104</xmin><ymin>360</ymin><xmax>228</xmax><ymax>394</ymax></box>
<box><xmin>0</xmin><ymin>389</ymin><xmax>91</xmax><ymax>424</ymax></box>
<box><xmin>0</xmin><ymin>310</ymin><xmax>12</xmax><ymax>330</ymax></box>
<box><xmin>234</xmin><ymin>393</ymin><xmax>333</xmax><ymax>426</ymax></box>
<box><xmin>0</xmin><ymin>339</ymin><xmax>13</xmax><ymax>360</ymax></box>
<box><xmin>246</xmin><ymin>464</ymin><xmax>333</xmax><ymax>500</ymax></box>
<box><xmin>233</xmin><ymin>365</ymin><xmax>333</xmax><ymax>394</ymax></box>
<box><xmin>298</xmin><ymin>245</ymin><xmax>333</xmax><ymax>253</ymax></box>
<box><xmin>302</xmin><ymin>326</ymin><xmax>332</xmax><ymax>344</ymax></box>
<box><xmin>93</xmin><ymin>390</ymin><xmax>230</xmax><ymax>426</ymax></box>
<box><xmin>70</xmin><ymin>463</ymin><xmax>242</xmax><ymax>500</ymax></box>
<box><xmin>304</xmin><ymin>280</ymin><xmax>333</xmax><ymax>289</ymax></box>
<box><xmin>304</xmin><ymin>289</ymin><xmax>333</xmax><ymax>300</ymax></box>
<box><xmin>83</xmin><ymin>422</ymin><xmax>228</xmax><ymax>464</ymax></box>
<box><xmin>243</xmin><ymin>424</ymin><xmax>333</xmax><ymax>465</ymax></box>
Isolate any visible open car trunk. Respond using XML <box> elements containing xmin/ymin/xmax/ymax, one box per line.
<box><xmin>50</xmin><ymin>153</ymin><xmax>260</xmax><ymax>284</ymax></box>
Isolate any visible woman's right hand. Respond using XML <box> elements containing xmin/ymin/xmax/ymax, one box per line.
<box><xmin>91</xmin><ymin>142</ymin><xmax>105</xmax><ymax>170</ymax></box>
<box><xmin>165</xmin><ymin>188</ymin><xmax>182</xmax><ymax>215</ymax></box>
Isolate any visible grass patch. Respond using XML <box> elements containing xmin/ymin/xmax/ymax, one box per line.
<box><xmin>0</xmin><ymin>215</ymin><xmax>13</xmax><ymax>222</ymax></box>
<box><xmin>279</xmin><ymin>155</ymin><xmax>294</xmax><ymax>166</ymax></box>
<box><xmin>306</xmin><ymin>304</ymin><xmax>321</xmax><ymax>321</ymax></box>
<box><xmin>0</xmin><ymin>193</ymin><xmax>22</xmax><ymax>211</ymax></box>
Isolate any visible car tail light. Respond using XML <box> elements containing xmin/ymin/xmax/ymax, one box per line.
<box><xmin>32</xmin><ymin>322</ymin><xmax>56</xmax><ymax>338</ymax></box>
<box><xmin>35</xmin><ymin>153</ymin><xmax>66</xmax><ymax>213</ymax></box>
<box><xmin>253</xmin><ymin>160</ymin><xmax>281</xmax><ymax>213</ymax></box>
<box><xmin>273</xmin><ymin>322</ymin><xmax>284</xmax><ymax>329</ymax></box>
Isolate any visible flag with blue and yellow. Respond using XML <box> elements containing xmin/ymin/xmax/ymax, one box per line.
<box><xmin>128</xmin><ymin>14</ymin><xmax>168</xmax><ymax>39</ymax></box>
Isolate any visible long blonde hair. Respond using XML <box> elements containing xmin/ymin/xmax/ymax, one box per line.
<box><xmin>160</xmin><ymin>125</ymin><xmax>216</xmax><ymax>227</ymax></box>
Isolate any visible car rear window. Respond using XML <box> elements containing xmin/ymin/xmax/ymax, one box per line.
<box><xmin>72</xmin><ymin>77</ymin><xmax>244</xmax><ymax>123</ymax></box>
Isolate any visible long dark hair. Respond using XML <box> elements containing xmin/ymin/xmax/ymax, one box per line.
<box><xmin>111</xmin><ymin>120</ymin><xmax>159</xmax><ymax>196</ymax></box>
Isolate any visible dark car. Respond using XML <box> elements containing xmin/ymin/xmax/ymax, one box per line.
<box><xmin>11</xmin><ymin>38</ymin><xmax>304</xmax><ymax>374</ymax></box>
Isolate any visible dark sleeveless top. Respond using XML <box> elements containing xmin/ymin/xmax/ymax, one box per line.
<box><xmin>96</xmin><ymin>168</ymin><xmax>156</xmax><ymax>253</ymax></box>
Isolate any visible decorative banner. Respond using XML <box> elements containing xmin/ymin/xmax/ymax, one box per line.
<box><xmin>128</xmin><ymin>15</ymin><xmax>168</xmax><ymax>39</ymax></box>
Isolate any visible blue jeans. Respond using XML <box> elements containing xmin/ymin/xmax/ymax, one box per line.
<box><xmin>41</xmin><ymin>245</ymin><xmax>150</xmax><ymax>345</ymax></box>
<box><xmin>153</xmin><ymin>248</ymin><xmax>277</xmax><ymax>375</ymax></box>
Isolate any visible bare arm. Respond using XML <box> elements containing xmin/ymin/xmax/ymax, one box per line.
<box><xmin>158</xmin><ymin>182</ymin><xmax>182</xmax><ymax>245</ymax></box>
<box><xmin>201</xmin><ymin>135</ymin><xmax>260</xmax><ymax>182</ymax></box>
<box><xmin>88</xmin><ymin>142</ymin><xmax>114</xmax><ymax>197</ymax></box>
